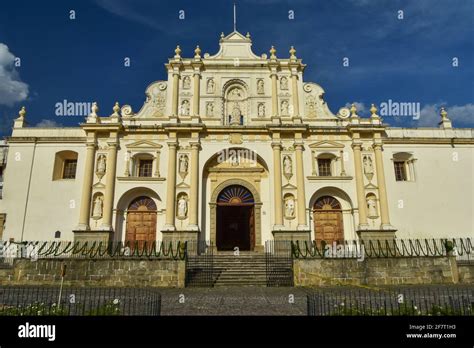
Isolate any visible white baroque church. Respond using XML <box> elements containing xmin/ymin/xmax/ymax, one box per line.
<box><xmin>0</xmin><ymin>31</ymin><xmax>472</xmax><ymax>250</ymax></box>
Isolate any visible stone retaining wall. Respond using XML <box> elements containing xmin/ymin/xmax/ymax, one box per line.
<box><xmin>0</xmin><ymin>259</ymin><xmax>185</xmax><ymax>288</ymax></box>
<box><xmin>457</xmin><ymin>263</ymin><xmax>474</xmax><ymax>284</ymax></box>
<box><xmin>293</xmin><ymin>257</ymin><xmax>463</xmax><ymax>286</ymax></box>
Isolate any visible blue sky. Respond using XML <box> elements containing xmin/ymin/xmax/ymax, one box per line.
<box><xmin>0</xmin><ymin>0</ymin><xmax>472</xmax><ymax>135</ymax></box>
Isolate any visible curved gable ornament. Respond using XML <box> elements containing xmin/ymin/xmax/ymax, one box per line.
<box><xmin>303</xmin><ymin>82</ymin><xmax>337</xmax><ymax>119</ymax></box>
<box><xmin>121</xmin><ymin>81</ymin><xmax>168</xmax><ymax>118</ymax></box>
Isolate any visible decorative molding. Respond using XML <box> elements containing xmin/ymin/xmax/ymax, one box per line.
<box><xmin>117</xmin><ymin>176</ymin><xmax>165</xmax><ymax>182</ymax></box>
<box><xmin>308</xmin><ymin>140</ymin><xmax>345</xmax><ymax>149</ymax></box>
<box><xmin>307</xmin><ymin>176</ymin><xmax>353</xmax><ymax>181</ymax></box>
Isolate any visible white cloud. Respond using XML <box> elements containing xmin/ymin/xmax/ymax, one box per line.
<box><xmin>36</xmin><ymin>119</ymin><xmax>62</xmax><ymax>127</ymax></box>
<box><xmin>417</xmin><ymin>103</ymin><xmax>474</xmax><ymax>127</ymax></box>
<box><xmin>0</xmin><ymin>43</ymin><xmax>29</xmax><ymax>106</ymax></box>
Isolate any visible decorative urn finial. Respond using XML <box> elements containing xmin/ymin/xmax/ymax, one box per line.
<box><xmin>18</xmin><ymin>106</ymin><xmax>26</xmax><ymax>119</ymax></box>
<box><xmin>194</xmin><ymin>45</ymin><xmax>201</xmax><ymax>58</ymax></box>
<box><xmin>350</xmin><ymin>103</ymin><xmax>358</xmax><ymax>116</ymax></box>
<box><xmin>370</xmin><ymin>103</ymin><xmax>377</xmax><ymax>116</ymax></box>
<box><xmin>289</xmin><ymin>46</ymin><xmax>296</xmax><ymax>59</ymax></box>
<box><xmin>270</xmin><ymin>46</ymin><xmax>277</xmax><ymax>59</ymax></box>
<box><xmin>174</xmin><ymin>45</ymin><xmax>182</xmax><ymax>58</ymax></box>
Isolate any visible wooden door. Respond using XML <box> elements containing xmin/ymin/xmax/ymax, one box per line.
<box><xmin>249</xmin><ymin>207</ymin><xmax>255</xmax><ymax>251</ymax></box>
<box><xmin>313</xmin><ymin>196</ymin><xmax>344</xmax><ymax>245</ymax></box>
<box><xmin>125</xmin><ymin>197</ymin><xmax>157</xmax><ymax>248</ymax></box>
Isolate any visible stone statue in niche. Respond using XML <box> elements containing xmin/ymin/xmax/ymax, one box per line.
<box><xmin>207</xmin><ymin>79</ymin><xmax>215</xmax><ymax>94</ymax></box>
<box><xmin>180</xmin><ymin>100</ymin><xmax>190</xmax><ymax>116</ymax></box>
<box><xmin>177</xmin><ymin>196</ymin><xmax>188</xmax><ymax>218</ymax></box>
<box><xmin>230</xmin><ymin>105</ymin><xmax>242</xmax><ymax>125</ymax></box>
<box><xmin>258</xmin><ymin>103</ymin><xmax>265</xmax><ymax>117</ymax></box>
<box><xmin>97</xmin><ymin>154</ymin><xmax>106</xmax><ymax>174</ymax></box>
<box><xmin>92</xmin><ymin>195</ymin><xmax>103</xmax><ymax>218</ymax></box>
<box><xmin>179</xmin><ymin>154</ymin><xmax>189</xmax><ymax>175</ymax></box>
<box><xmin>363</xmin><ymin>156</ymin><xmax>374</xmax><ymax>174</ymax></box>
<box><xmin>280</xmin><ymin>76</ymin><xmax>288</xmax><ymax>90</ymax></box>
<box><xmin>281</xmin><ymin>100</ymin><xmax>289</xmax><ymax>115</ymax></box>
<box><xmin>283</xmin><ymin>155</ymin><xmax>293</xmax><ymax>177</ymax></box>
<box><xmin>367</xmin><ymin>197</ymin><xmax>378</xmax><ymax>218</ymax></box>
<box><xmin>285</xmin><ymin>196</ymin><xmax>295</xmax><ymax>218</ymax></box>
<box><xmin>206</xmin><ymin>102</ymin><xmax>214</xmax><ymax>117</ymax></box>
<box><xmin>257</xmin><ymin>79</ymin><xmax>264</xmax><ymax>94</ymax></box>
<box><xmin>182</xmin><ymin>76</ymin><xmax>191</xmax><ymax>89</ymax></box>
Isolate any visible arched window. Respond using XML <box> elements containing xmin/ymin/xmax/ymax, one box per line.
<box><xmin>52</xmin><ymin>151</ymin><xmax>78</xmax><ymax>180</ymax></box>
<box><xmin>392</xmin><ymin>152</ymin><xmax>416</xmax><ymax>182</ymax></box>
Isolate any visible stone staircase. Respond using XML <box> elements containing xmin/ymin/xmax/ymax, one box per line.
<box><xmin>186</xmin><ymin>252</ymin><xmax>293</xmax><ymax>287</ymax></box>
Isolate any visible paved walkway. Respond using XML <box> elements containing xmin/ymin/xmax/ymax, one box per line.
<box><xmin>160</xmin><ymin>287</ymin><xmax>309</xmax><ymax>316</ymax></box>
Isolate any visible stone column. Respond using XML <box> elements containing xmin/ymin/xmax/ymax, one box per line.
<box><xmin>352</xmin><ymin>142</ymin><xmax>368</xmax><ymax>227</ymax></box>
<box><xmin>271</xmin><ymin>142</ymin><xmax>283</xmax><ymax>228</ymax></box>
<box><xmin>164</xmin><ymin>141</ymin><xmax>178</xmax><ymax>230</ymax></box>
<box><xmin>340</xmin><ymin>150</ymin><xmax>346</xmax><ymax>176</ymax></box>
<box><xmin>271</xmin><ymin>73</ymin><xmax>278</xmax><ymax>117</ymax></box>
<box><xmin>188</xmin><ymin>142</ymin><xmax>200</xmax><ymax>230</ymax></box>
<box><xmin>193</xmin><ymin>72</ymin><xmax>200</xmax><ymax>116</ymax></box>
<box><xmin>291</xmin><ymin>73</ymin><xmax>300</xmax><ymax>117</ymax></box>
<box><xmin>77</xmin><ymin>142</ymin><xmax>96</xmax><ymax>230</ymax></box>
<box><xmin>295</xmin><ymin>143</ymin><xmax>307</xmax><ymax>229</ymax></box>
<box><xmin>171</xmin><ymin>73</ymin><xmax>180</xmax><ymax>116</ymax></box>
<box><xmin>373</xmin><ymin>143</ymin><xmax>391</xmax><ymax>227</ymax></box>
<box><xmin>101</xmin><ymin>142</ymin><xmax>118</xmax><ymax>230</ymax></box>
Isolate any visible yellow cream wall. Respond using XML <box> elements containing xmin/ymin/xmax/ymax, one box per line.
<box><xmin>383</xmin><ymin>144</ymin><xmax>474</xmax><ymax>238</ymax></box>
<box><xmin>2</xmin><ymin>142</ymin><xmax>85</xmax><ymax>241</ymax></box>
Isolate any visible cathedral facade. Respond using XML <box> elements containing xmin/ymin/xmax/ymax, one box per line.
<box><xmin>1</xmin><ymin>31</ymin><xmax>472</xmax><ymax>250</ymax></box>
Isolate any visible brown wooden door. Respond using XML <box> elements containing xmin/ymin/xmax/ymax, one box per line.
<box><xmin>249</xmin><ymin>207</ymin><xmax>255</xmax><ymax>251</ymax></box>
<box><xmin>313</xmin><ymin>196</ymin><xmax>344</xmax><ymax>245</ymax></box>
<box><xmin>125</xmin><ymin>197</ymin><xmax>157</xmax><ymax>248</ymax></box>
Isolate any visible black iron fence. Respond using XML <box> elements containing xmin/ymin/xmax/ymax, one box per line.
<box><xmin>0</xmin><ymin>287</ymin><xmax>161</xmax><ymax>316</ymax></box>
<box><xmin>307</xmin><ymin>286</ymin><xmax>474</xmax><ymax>316</ymax></box>
<box><xmin>0</xmin><ymin>240</ymin><xmax>187</xmax><ymax>261</ymax></box>
<box><xmin>265</xmin><ymin>241</ymin><xmax>294</xmax><ymax>287</ymax></box>
<box><xmin>292</xmin><ymin>238</ymin><xmax>473</xmax><ymax>260</ymax></box>
<box><xmin>185</xmin><ymin>241</ymin><xmax>215</xmax><ymax>287</ymax></box>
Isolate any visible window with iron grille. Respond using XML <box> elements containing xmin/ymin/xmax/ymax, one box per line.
<box><xmin>318</xmin><ymin>158</ymin><xmax>332</xmax><ymax>176</ymax></box>
<box><xmin>394</xmin><ymin>161</ymin><xmax>407</xmax><ymax>181</ymax></box>
<box><xmin>62</xmin><ymin>159</ymin><xmax>77</xmax><ymax>179</ymax></box>
<box><xmin>138</xmin><ymin>159</ymin><xmax>153</xmax><ymax>177</ymax></box>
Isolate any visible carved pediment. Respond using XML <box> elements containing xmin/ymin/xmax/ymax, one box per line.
<box><xmin>126</xmin><ymin>140</ymin><xmax>163</xmax><ymax>149</ymax></box>
<box><xmin>308</xmin><ymin>141</ymin><xmax>345</xmax><ymax>149</ymax></box>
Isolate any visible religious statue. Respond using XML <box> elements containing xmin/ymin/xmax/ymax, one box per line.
<box><xmin>207</xmin><ymin>79</ymin><xmax>215</xmax><ymax>94</ymax></box>
<box><xmin>177</xmin><ymin>196</ymin><xmax>188</xmax><ymax>218</ymax></box>
<box><xmin>283</xmin><ymin>155</ymin><xmax>293</xmax><ymax>177</ymax></box>
<box><xmin>280</xmin><ymin>76</ymin><xmax>288</xmax><ymax>90</ymax></box>
<box><xmin>285</xmin><ymin>197</ymin><xmax>295</xmax><ymax>218</ymax></box>
<box><xmin>97</xmin><ymin>155</ymin><xmax>106</xmax><ymax>174</ymax></box>
<box><xmin>363</xmin><ymin>156</ymin><xmax>374</xmax><ymax>174</ymax></box>
<box><xmin>179</xmin><ymin>154</ymin><xmax>189</xmax><ymax>174</ymax></box>
<box><xmin>182</xmin><ymin>76</ymin><xmax>191</xmax><ymax>89</ymax></box>
<box><xmin>257</xmin><ymin>79</ymin><xmax>264</xmax><ymax>94</ymax></box>
<box><xmin>230</xmin><ymin>105</ymin><xmax>241</xmax><ymax>125</ymax></box>
<box><xmin>281</xmin><ymin>100</ymin><xmax>289</xmax><ymax>115</ymax></box>
<box><xmin>180</xmin><ymin>100</ymin><xmax>190</xmax><ymax>116</ymax></box>
<box><xmin>206</xmin><ymin>102</ymin><xmax>214</xmax><ymax>117</ymax></box>
<box><xmin>367</xmin><ymin>198</ymin><xmax>378</xmax><ymax>217</ymax></box>
<box><xmin>258</xmin><ymin>103</ymin><xmax>265</xmax><ymax>117</ymax></box>
<box><xmin>92</xmin><ymin>195</ymin><xmax>103</xmax><ymax>218</ymax></box>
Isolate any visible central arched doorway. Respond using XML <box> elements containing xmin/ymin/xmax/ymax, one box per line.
<box><xmin>313</xmin><ymin>196</ymin><xmax>344</xmax><ymax>245</ymax></box>
<box><xmin>216</xmin><ymin>185</ymin><xmax>255</xmax><ymax>251</ymax></box>
<box><xmin>125</xmin><ymin>196</ymin><xmax>157</xmax><ymax>246</ymax></box>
